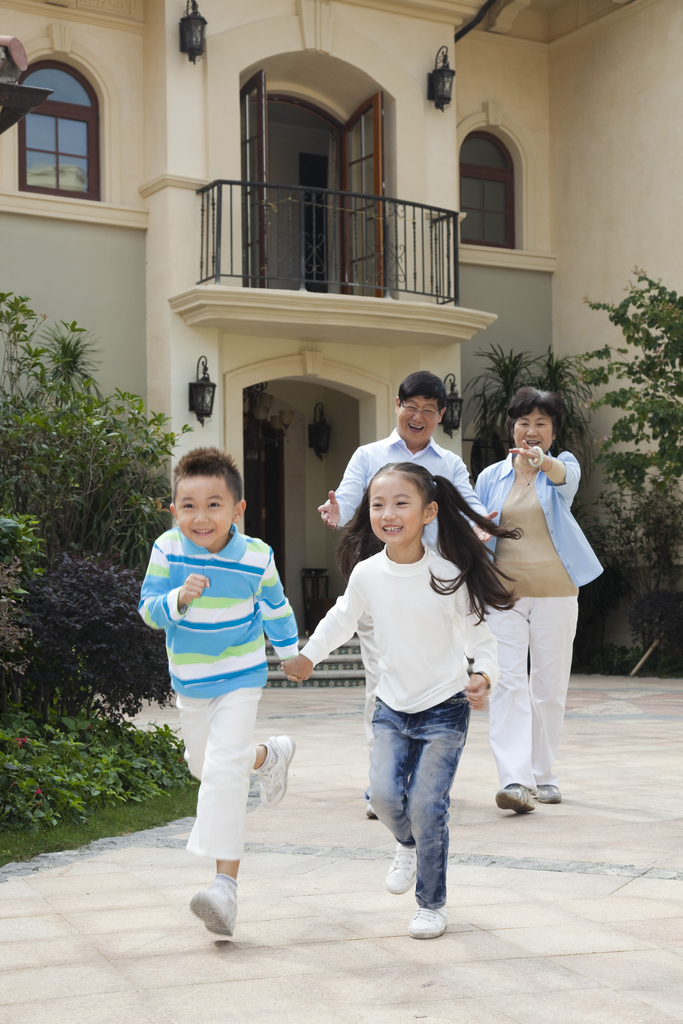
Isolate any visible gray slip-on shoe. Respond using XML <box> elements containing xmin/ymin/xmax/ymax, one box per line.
<box><xmin>495</xmin><ymin>783</ymin><xmax>535</xmax><ymax>813</ymax></box>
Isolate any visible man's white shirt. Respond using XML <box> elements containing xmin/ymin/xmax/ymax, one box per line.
<box><xmin>334</xmin><ymin>428</ymin><xmax>487</xmax><ymax>548</ymax></box>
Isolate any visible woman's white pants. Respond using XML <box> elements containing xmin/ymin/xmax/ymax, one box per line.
<box><xmin>176</xmin><ymin>686</ymin><xmax>262</xmax><ymax>861</ymax></box>
<box><xmin>487</xmin><ymin>596</ymin><xmax>579</xmax><ymax>790</ymax></box>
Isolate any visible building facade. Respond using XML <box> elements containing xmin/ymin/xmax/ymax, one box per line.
<box><xmin>0</xmin><ymin>0</ymin><xmax>677</xmax><ymax>628</ymax></box>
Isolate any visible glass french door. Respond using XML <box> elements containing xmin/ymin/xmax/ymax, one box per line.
<box><xmin>240</xmin><ymin>71</ymin><xmax>267</xmax><ymax>286</ymax></box>
<box><xmin>341</xmin><ymin>92</ymin><xmax>384</xmax><ymax>296</ymax></box>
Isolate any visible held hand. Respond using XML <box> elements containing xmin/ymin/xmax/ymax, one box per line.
<box><xmin>281</xmin><ymin>654</ymin><xmax>314</xmax><ymax>682</ymax></box>
<box><xmin>464</xmin><ymin>673</ymin><xmax>491</xmax><ymax>711</ymax></box>
<box><xmin>178</xmin><ymin>573</ymin><xmax>210</xmax><ymax>609</ymax></box>
<box><xmin>473</xmin><ymin>511</ymin><xmax>498</xmax><ymax>543</ymax></box>
<box><xmin>318</xmin><ymin>490</ymin><xmax>340</xmax><ymax>530</ymax></box>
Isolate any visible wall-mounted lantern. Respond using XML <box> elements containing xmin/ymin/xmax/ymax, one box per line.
<box><xmin>441</xmin><ymin>373</ymin><xmax>464</xmax><ymax>437</ymax></box>
<box><xmin>0</xmin><ymin>36</ymin><xmax>52</xmax><ymax>136</ymax></box>
<box><xmin>243</xmin><ymin>383</ymin><xmax>293</xmax><ymax>458</ymax></box>
<box><xmin>188</xmin><ymin>356</ymin><xmax>216</xmax><ymax>426</ymax></box>
<box><xmin>308</xmin><ymin>403</ymin><xmax>331</xmax><ymax>461</ymax></box>
<box><xmin>179</xmin><ymin>0</ymin><xmax>207</xmax><ymax>63</ymax></box>
<box><xmin>427</xmin><ymin>46</ymin><xmax>455</xmax><ymax>112</ymax></box>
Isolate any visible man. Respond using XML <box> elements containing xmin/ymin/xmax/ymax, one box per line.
<box><xmin>318</xmin><ymin>370</ymin><xmax>495</xmax><ymax>817</ymax></box>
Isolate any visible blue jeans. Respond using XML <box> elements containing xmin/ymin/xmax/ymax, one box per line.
<box><xmin>369</xmin><ymin>693</ymin><xmax>470</xmax><ymax>910</ymax></box>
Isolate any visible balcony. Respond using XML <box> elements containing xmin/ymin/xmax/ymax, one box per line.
<box><xmin>168</xmin><ymin>179</ymin><xmax>497</xmax><ymax>347</ymax></box>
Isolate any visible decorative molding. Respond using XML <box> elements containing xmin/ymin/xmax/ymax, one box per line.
<box><xmin>302</xmin><ymin>349</ymin><xmax>324</xmax><ymax>376</ymax></box>
<box><xmin>0</xmin><ymin>188</ymin><xmax>148</xmax><ymax>229</ymax></box>
<box><xmin>139</xmin><ymin>174</ymin><xmax>208</xmax><ymax>199</ymax></box>
<box><xmin>298</xmin><ymin>0</ymin><xmax>335</xmax><ymax>53</ymax></box>
<box><xmin>169</xmin><ymin>287</ymin><xmax>497</xmax><ymax>348</ymax></box>
<box><xmin>47</xmin><ymin>22</ymin><xmax>73</xmax><ymax>56</ymax></box>
<box><xmin>459</xmin><ymin>244</ymin><xmax>556</xmax><ymax>273</ymax></box>
<box><xmin>486</xmin><ymin>0</ymin><xmax>532</xmax><ymax>34</ymax></box>
<box><xmin>483</xmin><ymin>100</ymin><xmax>504</xmax><ymax>127</ymax></box>
<box><xmin>79</xmin><ymin>0</ymin><xmax>133</xmax><ymax>14</ymax></box>
<box><xmin>336</xmin><ymin>0</ymin><xmax>480</xmax><ymax>27</ymax></box>
<box><xmin>224</xmin><ymin>352</ymin><xmax>392</xmax><ymax>470</ymax></box>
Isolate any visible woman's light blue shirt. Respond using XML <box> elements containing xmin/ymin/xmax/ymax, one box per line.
<box><xmin>474</xmin><ymin>452</ymin><xmax>603</xmax><ymax>589</ymax></box>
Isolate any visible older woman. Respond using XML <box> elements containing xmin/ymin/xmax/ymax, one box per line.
<box><xmin>475</xmin><ymin>388</ymin><xmax>602</xmax><ymax>813</ymax></box>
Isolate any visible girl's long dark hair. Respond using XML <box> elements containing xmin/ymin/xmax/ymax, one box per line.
<box><xmin>337</xmin><ymin>462</ymin><xmax>520</xmax><ymax>623</ymax></box>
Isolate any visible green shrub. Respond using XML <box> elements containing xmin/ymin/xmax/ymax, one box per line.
<box><xmin>0</xmin><ymin>710</ymin><xmax>192</xmax><ymax>831</ymax></box>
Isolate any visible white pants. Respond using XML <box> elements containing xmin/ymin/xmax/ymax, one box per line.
<box><xmin>177</xmin><ymin>686</ymin><xmax>262</xmax><ymax>860</ymax></box>
<box><xmin>357</xmin><ymin>612</ymin><xmax>381</xmax><ymax>754</ymax></box>
<box><xmin>487</xmin><ymin>596</ymin><xmax>579</xmax><ymax>791</ymax></box>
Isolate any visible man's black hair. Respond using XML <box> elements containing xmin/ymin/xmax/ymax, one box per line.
<box><xmin>398</xmin><ymin>371</ymin><xmax>446</xmax><ymax>409</ymax></box>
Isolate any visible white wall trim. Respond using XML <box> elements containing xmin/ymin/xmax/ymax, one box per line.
<box><xmin>0</xmin><ymin>188</ymin><xmax>148</xmax><ymax>228</ymax></box>
<box><xmin>21</xmin><ymin>34</ymin><xmax>123</xmax><ymax>205</ymax></box>
<box><xmin>460</xmin><ymin>243</ymin><xmax>556</xmax><ymax>272</ymax></box>
<box><xmin>139</xmin><ymin>175</ymin><xmax>208</xmax><ymax>198</ymax></box>
<box><xmin>457</xmin><ymin>108</ymin><xmax>537</xmax><ymax>252</ymax></box>
<box><xmin>223</xmin><ymin>352</ymin><xmax>391</xmax><ymax>475</ymax></box>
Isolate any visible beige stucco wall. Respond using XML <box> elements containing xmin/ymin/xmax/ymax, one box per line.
<box><xmin>549</xmin><ymin>0</ymin><xmax>683</xmax><ymax>366</ymax></box>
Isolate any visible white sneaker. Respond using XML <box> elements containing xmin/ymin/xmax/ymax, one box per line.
<box><xmin>366</xmin><ymin>802</ymin><xmax>378</xmax><ymax>819</ymax></box>
<box><xmin>408</xmin><ymin>907</ymin><xmax>448</xmax><ymax>939</ymax></box>
<box><xmin>255</xmin><ymin>735</ymin><xmax>296</xmax><ymax>808</ymax></box>
<box><xmin>190</xmin><ymin>882</ymin><xmax>237</xmax><ymax>936</ymax></box>
<box><xmin>385</xmin><ymin>843</ymin><xmax>417</xmax><ymax>894</ymax></box>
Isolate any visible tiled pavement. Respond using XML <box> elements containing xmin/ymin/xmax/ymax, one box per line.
<box><xmin>1</xmin><ymin>674</ymin><xmax>682</xmax><ymax>1024</ymax></box>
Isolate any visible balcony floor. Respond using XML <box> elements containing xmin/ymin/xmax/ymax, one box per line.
<box><xmin>169</xmin><ymin>285</ymin><xmax>497</xmax><ymax>347</ymax></box>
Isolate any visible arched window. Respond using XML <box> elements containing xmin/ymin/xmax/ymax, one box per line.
<box><xmin>18</xmin><ymin>62</ymin><xmax>99</xmax><ymax>201</ymax></box>
<box><xmin>460</xmin><ymin>132</ymin><xmax>514</xmax><ymax>248</ymax></box>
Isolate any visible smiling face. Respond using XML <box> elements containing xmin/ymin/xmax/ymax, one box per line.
<box><xmin>512</xmin><ymin>407</ymin><xmax>556</xmax><ymax>454</ymax></box>
<box><xmin>395</xmin><ymin>395</ymin><xmax>445</xmax><ymax>453</ymax></box>
<box><xmin>170</xmin><ymin>474</ymin><xmax>246</xmax><ymax>553</ymax></box>
<box><xmin>369</xmin><ymin>471</ymin><xmax>437</xmax><ymax>564</ymax></box>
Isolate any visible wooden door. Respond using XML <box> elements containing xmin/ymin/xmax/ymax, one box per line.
<box><xmin>341</xmin><ymin>92</ymin><xmax>384</xmax><ymax>296</ymax></box>
<box><xmin>240</xmin><ymin>71</ymin><xmax>267</xmax><ymax>286</ymax></box>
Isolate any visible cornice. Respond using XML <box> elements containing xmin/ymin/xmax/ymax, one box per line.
<box><xmin>139</xmin><ymin>175</ymin><xmax>208</xmax><ymax>198</ymax></box>
<box><xmin>0</xmin><ymin>0</ymin><xmax>144</xmax><ymax>33</ymax></box>
<box><xmin>168</xmin><ymin>286</ymin><xmax>497</xmax><ymax>347</ymax></box>
<box><xmin>0</xmin><ymin>188</ymin><xmax>148</xmax><ymax>228</ymax></box>
<box><xmin>460</xmin><ymin>245</ymin><xmax>556</xmax><ymax>272</ymax></box>
<box><xmin>337</xmin><ymin>0</ymin><xmax>481</xmax><ymax>27</ymax></box>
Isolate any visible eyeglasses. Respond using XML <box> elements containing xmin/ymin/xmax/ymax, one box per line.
<box><xmin>399</xmin><ymin>403</ymin><xmax>440</xmax><ymax>420</ymax></box>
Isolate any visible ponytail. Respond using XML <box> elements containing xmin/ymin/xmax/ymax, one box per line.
<box><xmin>336</xmin><ymin>462</ymin><xmax>520</xmax><ymax>622</ymax></box>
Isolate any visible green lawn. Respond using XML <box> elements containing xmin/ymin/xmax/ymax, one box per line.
<box><xmin>0</xmin><ymin>782</ymin><xmax>198</xmax><ymax>870</ymax></box>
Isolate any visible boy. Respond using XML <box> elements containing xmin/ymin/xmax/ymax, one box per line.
<box><xmin>139</xmin><ymin>447</ymin><xmax>299</xmax><ymax>937</ymax></box>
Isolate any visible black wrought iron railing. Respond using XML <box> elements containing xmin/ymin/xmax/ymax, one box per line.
<box><xmin>197</xmin><ymin>179</ymin><xmax>459</xmax><ymax>305</ymax></box>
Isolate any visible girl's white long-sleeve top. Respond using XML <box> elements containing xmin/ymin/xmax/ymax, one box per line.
<box><xmin>300</xmin><ymin>546</ymin><xmax>499</xmax><ymax>713</ymax></box>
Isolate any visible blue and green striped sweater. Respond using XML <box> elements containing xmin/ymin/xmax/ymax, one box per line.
<box><xmin>138</xmin><ymin>526</ymin><xmax>299</xmax><ymax>698</ymax></box>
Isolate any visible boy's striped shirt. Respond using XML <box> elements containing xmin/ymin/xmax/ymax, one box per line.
<box><xmin>139</xmin><ymin>526</ymin><xmax>299</xmax><ymax>698</ymax></box>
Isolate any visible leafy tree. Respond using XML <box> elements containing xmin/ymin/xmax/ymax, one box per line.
<box><xmin>585</xmin><ymin>271</ymin><xmax>683</xmax><ymax>490</ymax></box>
<box><xmin>0</xmin><ymin>293</ymin><xmax>190</xmax><ymax>569</ymax></box>
<box><xmin>41</xmin><ymin>321</ymin><xmax>102</xmax><ymax>396</ymax></box>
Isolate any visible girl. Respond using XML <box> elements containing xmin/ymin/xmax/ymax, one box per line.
<box><xmin>283</xmin><ymin>462</ymin><xmax>519</xmax><ymax>940</ymax></box>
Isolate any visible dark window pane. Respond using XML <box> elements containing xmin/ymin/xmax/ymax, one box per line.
<box><xmin>462</xmin><ymin>210</ymin><xmax>484</xmax><ymax>241</ymax></box>
<box><xmin>25</xmin><ymin>113</ymin><xmax>56</xmax><ymax>151</ymax></box>
<box><xmin>362</xmin><ymin>109</ymin><xmax>373</xmax><ymax>160</ymax></box>
<box><xmin>26</xmin><ymin>150</ymin><xmax>57</xmax><ymax>188</ymax></box>
<box><xmin>461</xmin><ymin>136</ymin><xmax>507</xmax><ymax>169</ymax></box>
<box><xmin>485</xmin><ymin>179</ymin><xmax>506</xmax><ymax>212</ymax></box>
<box><xmin>59</xmin><ymin>156</ymin><xmax>88</xmax><ymax>192</ymax></box>
<box><xmin>349</xmin><ymin>120</ymin><xmax>361</xmax><ymax>164</ymax></box>
<box><xmin>485</xmin><ymin>211</ymin><xmax>507</xmax><ymax>245</ymax></box>
<box><xmin>58</xmin><ymin>118</ymin><xmax>87</xmax><ymax>157</ymax></box>
<box><xmin>23</xmin><ymin>67</ymin><xmax>91</xmax><ymax>106</ymax></box>
<box><xmin>461</xmin><ymin>176</ymin><xmax>483</xmax><ymax>208</ymax></box>
<box><xmin>351</xmin><ymin>160</ymin><xmax>362</xmax><ymax>193</ymax></box>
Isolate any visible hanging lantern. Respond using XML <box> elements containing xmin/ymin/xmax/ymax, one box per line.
<box><xmin>308</xmin><ymin>403</ymin><xmax>331</xmax><ymax>461</ymax></box>
<box><xmin>441</xmin><ymin>373</ymin><xmax>464</xmax><ymax>438</ymax></box>
<box><xmin>427</xmin><ymin>46</ymin><xmax>455</xmax><ymax>112</ymax></box>
<box><xmin>179</xmin><ymin>0</ymin><xmax>207</xmax><ymax>64</ymax></box>
<box><xmin>188</xmin><ymin>356</ymin><xmax>216</xmax><ymax>426</ymax></box>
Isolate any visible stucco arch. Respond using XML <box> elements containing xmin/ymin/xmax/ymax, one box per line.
<box><xmin>20</xmin><ymin>35</ymin><xmax>123</xmax><ymax>204</ymax></box>
<box><xmin>206</xmin><ymin>15</ymin><xmax>429</xmax><ymax>201</ymax></box>
<box><xmin>224</xmin><ymin>352</ymin><xmax>391</xmax><ymax>477</ymax></box>
<box><xmin>457</xmin><ymin>110</ymin><xmax>535</xmax><ymax>251</ymax></box>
